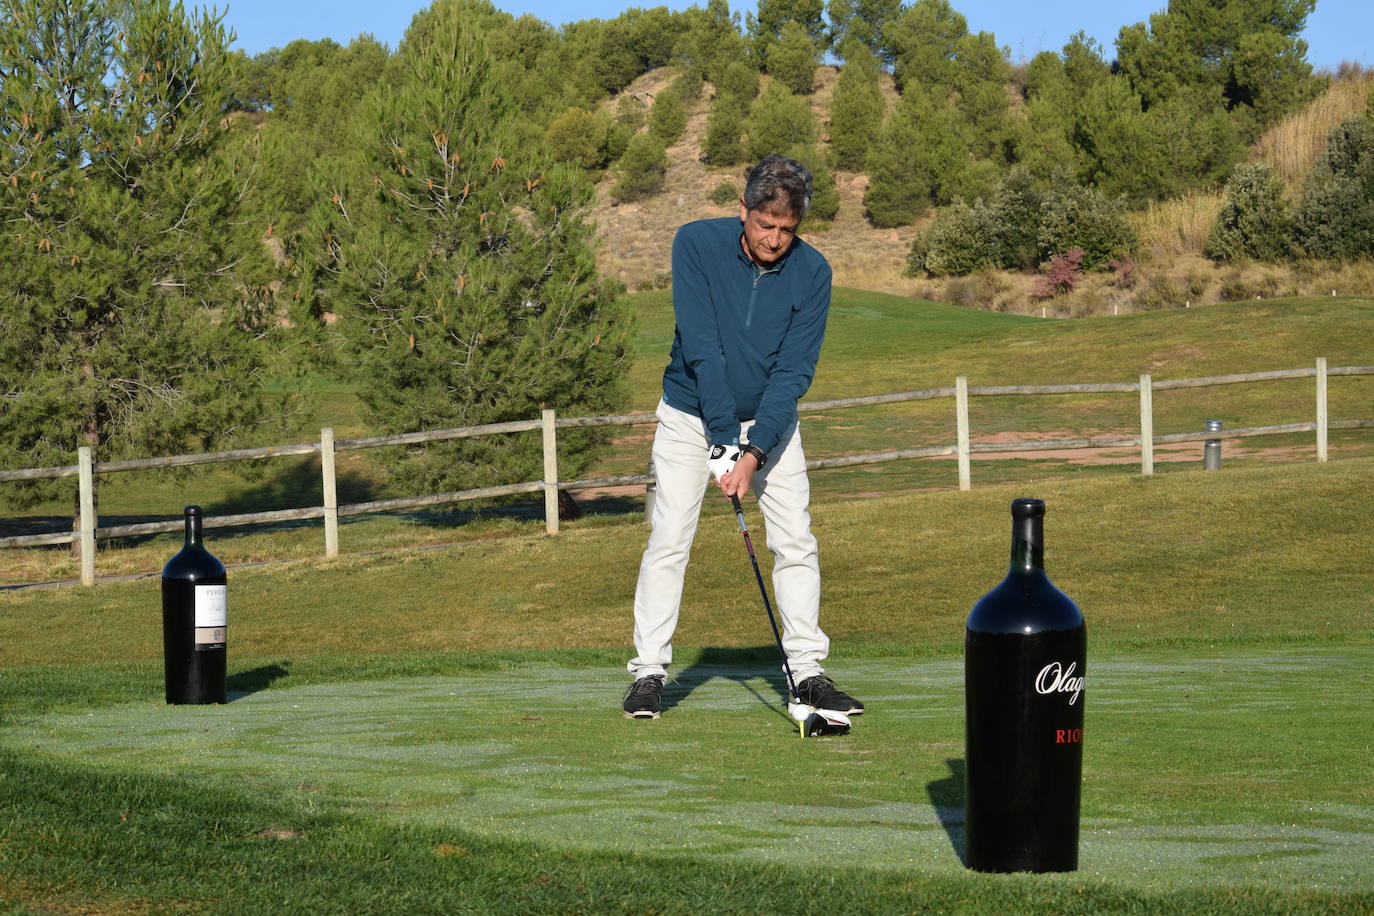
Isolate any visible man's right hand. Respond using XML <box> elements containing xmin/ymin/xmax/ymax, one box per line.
<box><xmin>707</xmin><ymin>443</ymin><xmax>739</xmax><ymax>483</ymax></box>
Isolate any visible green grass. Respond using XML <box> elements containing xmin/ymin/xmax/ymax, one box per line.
<box><xmin>3</xmin><ymin>292</ymin><xmax>1371</xmax><ymax>585</ymax></box>
<box><xmin>2</xmin><ymin>460</ymin><xmax>1372</xmax><ymax>912</ymax></box>
<box><xmin>4</xmin><ymin>459</ymin><xmax>1371</xmax><ymax>667</ymax></box>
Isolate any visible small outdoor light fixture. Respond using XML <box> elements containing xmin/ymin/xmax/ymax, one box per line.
<box><xmin>1204</xmin><ymin>420</ymin><xmax>1223</xmax><ymax>471</ymax></box>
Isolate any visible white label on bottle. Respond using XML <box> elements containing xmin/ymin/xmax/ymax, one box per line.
<box><xmin>195</xmin><ymin>584</ymin><xmax>227</xmax><ymax>627</ymax></box>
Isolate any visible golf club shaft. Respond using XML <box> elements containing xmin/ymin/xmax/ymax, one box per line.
<box><xmin>730</xmin><ymin>493</ymin><xmax>800</xmax><ymax>701</ymax></box>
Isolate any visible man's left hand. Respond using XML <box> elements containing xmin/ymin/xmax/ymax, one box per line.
<box><xmin>718</xmin><ymin>450</ymin><xmax>760</xmax><ymax>498</ymax></box>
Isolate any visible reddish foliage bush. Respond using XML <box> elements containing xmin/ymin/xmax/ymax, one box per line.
<box><xmin>1032</xmin><ymin>249</ymin><xmax>1085</xmax><ymax>299</ymax></box>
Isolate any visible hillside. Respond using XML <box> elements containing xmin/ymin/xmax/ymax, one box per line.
<box><xmin>590</xmin><ymin>69</ymin><xmax>1374</xmax><ymax>317</ymax></box>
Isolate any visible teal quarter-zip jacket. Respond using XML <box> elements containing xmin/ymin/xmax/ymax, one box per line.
<box><xmin>661</xmin><ymin>217</ymin><xmax>832</xmax><ymax>458</ymax></box>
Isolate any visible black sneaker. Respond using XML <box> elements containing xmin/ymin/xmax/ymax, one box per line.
<box><xmin>795</xmin><ymin>675</ymin><xmax>864</xmax><ymax>715</ymax></box>
<box><xmin>622</xmin><ymin>675</ymin><xmax>666</xmax><ymax>719</ymax></box>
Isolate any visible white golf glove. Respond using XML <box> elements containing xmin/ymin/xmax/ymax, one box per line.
<box><xmin>707</xmin><ymin>443</ymin><xmax>740</xmax><ymax>482</ymax></box>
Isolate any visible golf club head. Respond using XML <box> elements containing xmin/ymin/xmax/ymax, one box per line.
<box><xmin>800</xmin><ymin>708</ymin><xmax>851</xmax><ymax>738</ymax></box>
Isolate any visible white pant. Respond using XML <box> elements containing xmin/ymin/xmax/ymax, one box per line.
<box><xmin>628</xmin><ymin>400</ymin><xmax>828</xmax><ymax>682</ymax></box>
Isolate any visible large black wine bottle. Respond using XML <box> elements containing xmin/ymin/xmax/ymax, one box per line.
<box><xmin>965</xmin><ymin>497</ymin><xmax>1085</xmax><ymax>872</ymax></box>
<box><xmin>161</xmin><ymin>505</ymin><xmax>227</xmax><ymax>704</ymax></box>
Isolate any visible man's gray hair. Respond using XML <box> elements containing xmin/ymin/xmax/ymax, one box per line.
<box><xmin>742</xmin><ymin>154</ymin><xmax>812</xmax><ymax>219</ymax></box>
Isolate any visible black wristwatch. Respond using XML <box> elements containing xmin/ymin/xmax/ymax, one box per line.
<box><xmin>741</xmin><ymin>443</ymin><xmax>768</xmax><ymax>467</ymax></box>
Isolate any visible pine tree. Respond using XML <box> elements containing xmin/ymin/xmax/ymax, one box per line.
<box><xmin>863</xmin><ymin>86</ymin><xmax>970</xmax><ymax>226</ymax></box>
<box><xmin>745</xmin><ymin>81</ymin><xmax>819</xmax><ymax>162</ymax></box>
<box><xmin>828</xmin><ymin>0</ymin><xmax>902</xmax><ymax>61</ymax></box>
<box><xmin>883</xmin><ymin>0</ymin><xmax>967</xmax><ymax>92</ymax></box>
<box><xmin>612</xmin><ymin>133</ymin><xmax>669</xmax><ymax>200</ymax></box>
<box><xmin>784</xmin><ymin>144</ymin><xmax>839</xmax><ymax>222</ymax></box>
<box><xmin>648</xmin><ymin>83</ymin><xmax>689</xmax><ymax>147</ymax></box>
<box><xmin>828</xmin><ymin>38</ymin><xmax>885</xmax><ymax>171</ymax></box>
<box><xmin>769</xmin><ymin>21</ymin><xmax>820</xmax><ymax>94</ymax></box>
<box><xmin>0</xmin><ymin>0</ymin><xmax>288</xmax><ymax>528</ymax></box>
<box><xmin>748</xmin><ymin>0</ymin><xmax>827</xmax><ymax>66</ymax></box>
<box><xmin>303</xmin><ymin>1</ymin><xmax>635</xmax><ymax>494</ymax></box>
<box><xmin>702</xmin><ymin>97</ymin><xmax>748</xmax><ymax>166</ymax></box>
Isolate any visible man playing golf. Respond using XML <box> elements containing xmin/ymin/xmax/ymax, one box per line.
<box><xmin>623</xmin><ymin>154</ymin><xmax>864</xmax><ymax>721</ymax></box>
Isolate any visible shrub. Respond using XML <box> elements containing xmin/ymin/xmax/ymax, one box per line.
<box><xmin>1132</xmin><ymin>275</ymin><xmax>1185</xmax><ymax>311</ymax></box>
<box><xmin>910</xmin><ymin>170</ymin><xmax>1043</xmax><ymax>276</ymax></box>
<box><xmin>611</xmin><ymin>134</ymin><xmax>668</xmax><ymax>202</ymax></box>
<box><xmin>940</xmin><ymin>270</ymin><xmax>1008</xmax><ymax>309</ymax></box>
<box><xmin>1036</xmin><ymin>182</ymin><xmax>1135</xmax><ymax>269</ymax></box>
<box><xmin>544</xmin><ymin>107</ymin><xmax>611</xmax><ymax>170</ymax></box>
<box><xmin>985</xmin><ymin>169</ymin><xmax>1043</xmax><ymax>269</ymax></box>
<box><xmin>1205</xmin><ymin>163</ymin><xmax>1291</xmax><ymax>262</ymax></box>
<box><xmin>635</xmin><ymin>270</ymin><xmax>673</xmax><ymax>291</ymax></box>
<box><xmin>914</xmin><ymin>199</ymin><xmax>1001</xmax><ymax>277</ymax></box>
<box><xmin>1291</xmin><ymin>115</ymin><xmax>1374</xmax><ymax>259</ymax></box>
<box><xmin>710</xmin><ymin>180</ymin><xmax>739</xmax><ymax>206</ymax></box>
<box><xmin>1032</xmin><ymin>249</ymin><xmax>1085</xmax><ymax>299</ymax></box>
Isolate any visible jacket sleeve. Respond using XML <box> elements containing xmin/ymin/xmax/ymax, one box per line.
<box><xmin>746</xmin><ymin>260</ymin><xmax>831</xmax><ymax>457</ymax></box>
<box><xmin>671</xmin><ymin>227</ymin><xmax>741</xmax><ymax>445</ymax></box>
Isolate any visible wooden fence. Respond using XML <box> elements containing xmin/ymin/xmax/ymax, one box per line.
<box><xmin>3</xmin><ymin>358</ymin><xmax>1372</xmax><ymax>585</ymax></box>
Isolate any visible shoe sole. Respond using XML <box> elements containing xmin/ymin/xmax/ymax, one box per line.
<box><xmin>799</xmin><ymin>701</ymin><xmax>865</xmax><ymax>716</ymax></box>
<box><xmin>623</xmin><ymin>710</ymin><xmax>661</xmax><ymax>719</ymax></box>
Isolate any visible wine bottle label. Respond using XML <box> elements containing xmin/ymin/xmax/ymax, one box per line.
<box><xmin>194</xmin><ymin>584</ymin><xmax>227</xmax><ymax>649</ymax></box>
<box><xmin>1034</xmin><ymin>661</ymin><xmax>1085</xmax><ymax>706</ymax></box>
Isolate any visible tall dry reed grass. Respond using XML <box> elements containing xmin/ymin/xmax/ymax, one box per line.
<box><xmin>1130</xmin><ymin>191</ymin><xmax>1225</xmax><ymax>261</ymax></box>
<box><xmin>1254</xmin><ymin>75</ymin><xmax>1374</xmax><ymax>190</ymax></box>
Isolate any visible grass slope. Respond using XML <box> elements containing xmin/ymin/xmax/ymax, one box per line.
<box><xmin>3</xmin><ymin>458</ymin><xmax>1372</xmax><ymax>670</ymax></box>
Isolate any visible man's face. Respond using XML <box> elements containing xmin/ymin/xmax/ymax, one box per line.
<box><xmin>739</xmin><ymin>198</ymin><xmax>801</xmax><ymax>266</ymax></box>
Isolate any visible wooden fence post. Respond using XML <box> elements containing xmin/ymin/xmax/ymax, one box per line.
<box><xmin>644</xmin><ymin>459</ymin><xmax>656</xmax><ymax>523</ymax></box>
<box><xmin>542</xmin><ymin>408</ymin><xmax>559</xmax><ymax>535</ymax></box>
<box><xmin>1316</xmin><ymin>357</ymin><xmax>1328</xmax><ymax>463</ymax></box>
<box><xmin>956</xmin><ymin>376</ymin><xmax>971</xmax><ymax>491</ymax></box>
<box><xmin>321</xmin><ymin>428</ymin><xmax>339</xmax><ymax>557</ymax></box>
<box><xmin>956</xmin><ymin>379</ymin><xmax>978</xmax><ymax>491</ymax></box>
<box><xmin>77</xmin><ymin>446</ymin><xmax>96</xmax><ymax>586</ymax></box>
<box><xmin>1139</xmin><ymin>374</ymin><xmax>1154</xmax><ymax>476</ymax></box>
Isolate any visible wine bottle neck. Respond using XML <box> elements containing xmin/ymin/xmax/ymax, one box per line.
<box><xmin>184</xmin><ymin>512</ymin><xmax>203</xmax><ymax>548</ymax></box>
<box><xmin>1009</xmin><ymin>515</ymin><xmax>1044</xmax><ymax>573</ymax></box>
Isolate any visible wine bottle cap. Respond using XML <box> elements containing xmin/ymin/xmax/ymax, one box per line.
<box><xmin>184</xmin><ymin>505</ymin><xmax>203</xmax><ymax>517</ymax></box>
<box><xmin>1010</xmin><ymin>498</ymin><xmax>1045</xmax><ymax>518</ymax></box>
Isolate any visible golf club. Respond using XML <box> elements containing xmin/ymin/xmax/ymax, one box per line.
<box><xmin>729</xmin><ymin>492</ymin><xmax>850</xmax><ymax>738</ymax></box>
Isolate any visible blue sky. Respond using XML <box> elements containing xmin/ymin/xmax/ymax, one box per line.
<box><xmin>217</xmin><ymin>0</ymin><xmax>1370</xmax><ymax>72</ymax></box>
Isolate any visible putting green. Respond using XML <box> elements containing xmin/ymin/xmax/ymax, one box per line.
<box><xmin>8</xmin><ymin>651</ymin><xmax>1372</xmax><ymax>893</ymax></box>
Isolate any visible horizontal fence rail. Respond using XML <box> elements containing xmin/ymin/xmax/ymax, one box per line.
<box><xmin>3</xmin><ymin>361</ymin><xmax>1371</xmax><ymax>585</ymax></box>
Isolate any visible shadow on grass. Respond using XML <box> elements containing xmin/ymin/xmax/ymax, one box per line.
<box><xmin>926</xmin><ymin>758</ymin><xmax>967</xmax><ymax>866</ymax></box>
<box><xmin>662</xmin><ymin>646</ymin><xmax>791</xmax><ymax>722</ymax></box>
<box><xmin>227</xmin><ymin>662</ymin><xmax>292</xmax><ymax>701</ymax></box>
